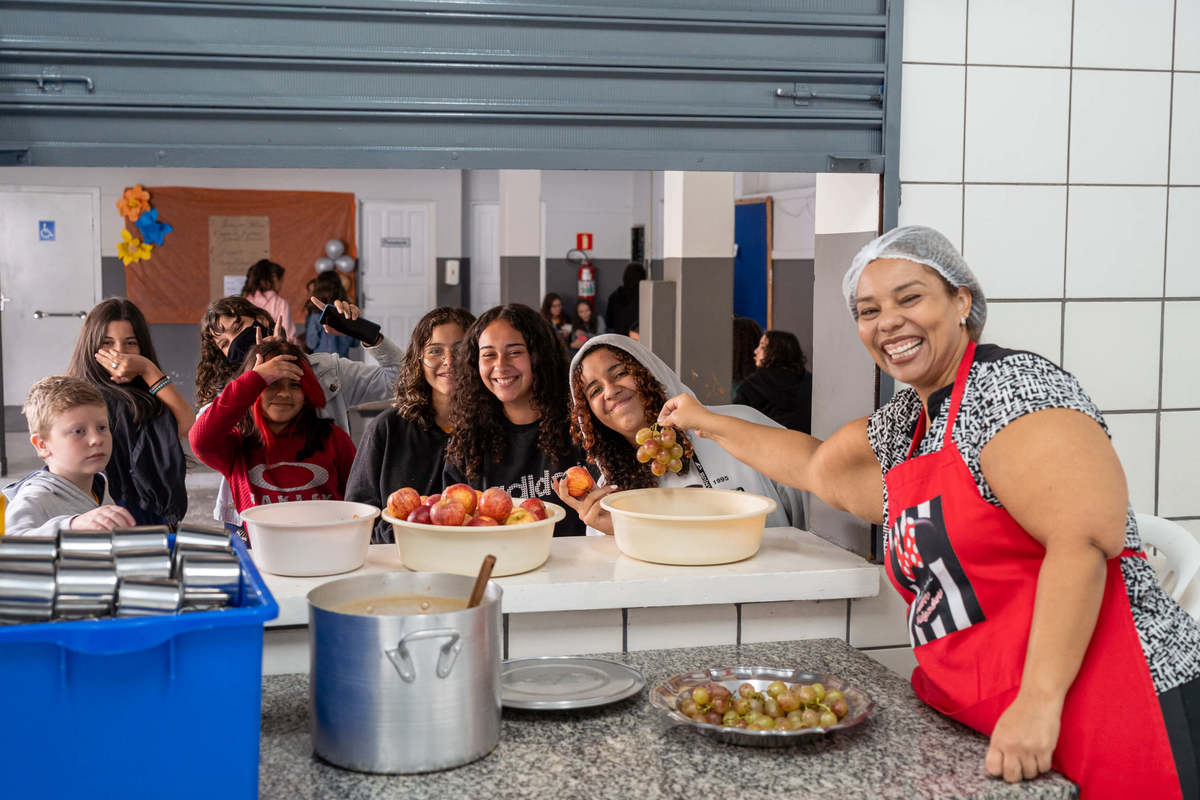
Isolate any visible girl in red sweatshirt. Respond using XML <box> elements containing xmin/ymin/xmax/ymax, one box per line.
<box><xmin>189</xmin><ymin>339</ymin><xmax>355</xmax><ymax>513</ymax></box>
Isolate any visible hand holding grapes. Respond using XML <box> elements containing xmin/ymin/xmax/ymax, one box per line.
<box><xmin>985</xmin><ymin>691</ymin><xmax>1061</xmax><ymax>782</ymax></box>
<box><xmin>657</xmin><ymin>393</ymin><xmax>720</xmax><ymax>440</ymax></box>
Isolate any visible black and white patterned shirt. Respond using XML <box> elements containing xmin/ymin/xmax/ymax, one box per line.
<box><xmin>867</xmin><ymin>344</ymin><xmax>1200</xmax><ymax>695</ymax></box>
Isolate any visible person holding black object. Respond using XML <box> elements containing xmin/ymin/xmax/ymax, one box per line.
<box><xmin>443</xmin><ymin>304</ymin><xmax>590</xmax><ymax>537</ymax></box>
<box><xmin>345</xmin><ymin>306</ymin><xmax>475</xmax><ymax>543</ymax></box>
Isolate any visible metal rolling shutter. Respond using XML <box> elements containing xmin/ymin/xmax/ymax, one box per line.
<box><xmin>0</xmin><ymin>0</ymin><xmax>901</xmax><ymax>220</ymax></box>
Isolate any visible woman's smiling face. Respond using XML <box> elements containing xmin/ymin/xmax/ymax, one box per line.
<box><xmin>854</xmin><ymin>257</ymin><xmax>971</xmax><ymax>398</ymax></box>
<box><xmin>478</xmin><ymin>319</ymin><xmax>533</xmax><ymax>410</ymax></box>
<box><xmin>422</xmin><ymin>322</ymin><xmax>466</xmax><ymax>399</ymax></box>
<box><xmin>579</xmin><ymin>347</ymin><xmax>646</xmax><ymax>445</ymax></box>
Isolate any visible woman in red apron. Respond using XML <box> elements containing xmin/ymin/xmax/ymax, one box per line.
<box><xmin>660</xmin><ymin>226</ymin><xmax>1200</xmax><ymax>798</ymax></box>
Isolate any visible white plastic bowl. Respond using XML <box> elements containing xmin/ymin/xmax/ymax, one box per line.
<box><xmin>600</xmin><ymin>488</ymin><xmax>776</xmax><ymax>565</ymax></box>
<box><xmin>239</xmin><ymin>500</ymin><xmax>380</xmax><ymax>577</ymax></box>
<box><xmin>381</xmin><ymin>502</ymin><xmax>565</xmax><ymax>577</ymax></box>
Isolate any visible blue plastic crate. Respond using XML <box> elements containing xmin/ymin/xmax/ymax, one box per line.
<box><xmin>0</xmin><ymin>534</ymin><xmax>278</xmax><ymax>799</ymax></box>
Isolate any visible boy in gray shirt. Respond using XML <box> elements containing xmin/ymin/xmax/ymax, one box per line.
<box><xmin>3</xmin><ymin>376</ymin><xmax>136</xmax><ymax>536</ymax></box>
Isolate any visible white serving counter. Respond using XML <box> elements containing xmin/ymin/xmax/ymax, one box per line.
<box><xmin>256</xmin><ymin>527</ymin><xmax>879</xmax><ymax>627</ymax></box>
<box><xmin>254</xmin><ymin>528</ymin><xmax>917</xmax><ymax>676</ymax></box>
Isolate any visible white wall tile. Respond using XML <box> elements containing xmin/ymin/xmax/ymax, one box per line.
<box><xmin>902</xmin><ymin>0</ymin><xmax>966</xmax><ymax>63</ymax></box>
<box><xmin>1065</xmin><ymin>187</ymin><xmax>1166</xmax><ymax>298</ymax></box>
<box><xmin>1070</xmin><ymin>71</ymin><xmax>1171</xmax><ymax>184</ymax></box>
<box><xmin>1073</xmin><ymin>0</ymin><xmax>1175</xmax><ymax>70</ymax></box>
<box><xmin>962</xmin><ymin>185</ymin><xmax>1065</xmax><ymax>298</ymax></box>
<box><xmin>964</xmin><ymin>67</ymin><xmax>1070</xmax><ymax>183</ymax></box>
<box><xmin>863</xmin><ymin>646</ymin><xmax>918</xmax><ymax>679</ymax></box>
<box><xmin>1179</xmin><ymin>0</ymin><xmax>1200</xmax><ymax>71</ymax></box>
<box><xmin>1159</xmin><ymin>412</ymin><xmax>1200</xmax><ymax>516</ymax></box>
<box><xmin>849</xmin><ymin>568</ymin><xmax>911</xmax><ymax>648</ymax></box>
<box><xmin>967</xmin><ymin>0</ymin><xmax>1072</xmax><ymax>67</ymax></box>
<box><xmin>1166</xmin><ymin>189</ymin><xmax>1200</xmax><ymax>297</ymax></box>
<box><xmin>979</xmin><ymin>302</ymin><xmax>1063</xmax><ymax>364</ymax></box>
<box><xmin>899</xmin><ymin>65</ymin><xmax>965</xmax><ymax>182</ymax></box>
<box><xmin>1063</xmin><ymin>301</ymin><xmax>1162</xmax><ymax>410</ymax></box>
<box><xmin>1163</xmin><ymin>302</ymin><xmax>1200</xmax><ymax>408</ymax></box>
<box><xmin>1104</xmin><ymin>413</ymin><xmax>1159</xmax><ymax>514</ymax></box>
<box><xmin>507</xmin><ymin>609</ymin><xmax>623</xmax><ymax>658</ymax></box>
<box><xmin>625</xmin><ymin>604</ymin><xmax>736</xmax><ymax>651</ymax></box>
<box><xmin>898</xmin><ymin>184</ymin><xmax>963</xmax><ymax>250</ymax></box>
<box><xmin>1170</xmin><ymin>74</ymin><xmax>1200</xmax><ymax>185</ymax></box>
<box><xmin>740</xmin><ymin>600</ymin><xmax>846</xmax><ymax>645</ymax></box>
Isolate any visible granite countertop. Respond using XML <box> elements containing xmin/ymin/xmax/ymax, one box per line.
<box><xmin>259</xmin><ymin>638</ymin><xmax>1078</xmax><ymax>799</ymax></box>
<box><xmin>259</xmin><ymin>528</ymin><xmax>879</xmax><ymax>625</ymax></box>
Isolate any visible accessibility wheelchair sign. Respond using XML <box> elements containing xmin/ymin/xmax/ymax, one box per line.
<box><xmin>38</xmin><ymin>220</ymin><xmax>55</xmax><ymax>241</ymax></box>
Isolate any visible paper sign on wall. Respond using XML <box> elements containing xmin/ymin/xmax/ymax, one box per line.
<box><xmin>223</xmin><ymin>275</ymin><xmax>245</xmax><ymax>297</ymax></box>
<box><xmin>209</xmin><ymin>215</ymin><xmax>270</xmax><ymax>300</ymax></box>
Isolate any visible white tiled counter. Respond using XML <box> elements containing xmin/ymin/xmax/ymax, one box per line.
<box><xmin>256</xmin><ymin>528</ymin><xmax>915</xmax><ymax>676</ymax></box>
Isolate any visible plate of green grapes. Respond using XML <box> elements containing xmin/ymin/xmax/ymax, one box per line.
<box><xmin>649</xmin><ymin>666</ymin><xmax>876</xmax><ymax>747</ymax></box>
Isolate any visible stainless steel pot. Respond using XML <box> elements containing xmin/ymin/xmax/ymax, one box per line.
<box><xmin>307</xmin><ymin>571</ymin><xmax>502</xmax><ymax>774</ymax></box>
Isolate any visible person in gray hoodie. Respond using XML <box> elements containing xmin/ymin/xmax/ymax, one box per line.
<box><xmin>558</xmin><ymin>334</ymin><xmax>806</xmax><ymax>535</ymax></box>
<box><xmin>4</xmin><ymin>376</ymin><xmax>136</xmax><ymax>536</ymax></box>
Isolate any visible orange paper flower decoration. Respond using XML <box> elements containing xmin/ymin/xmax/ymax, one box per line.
<box><xmin>117</xmin><ymin>185</ymin><xmax>151</xmax><ymax>221</ymax></box>
<box><xmin>117</xmin><ymin>228</ymin><xmax>153</xmax><ymax>266</ymax></box>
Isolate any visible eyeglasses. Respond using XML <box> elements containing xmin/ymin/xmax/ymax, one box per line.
<box><xmin>421</xmin><ymin>346</ymin><xmax>452</xmax><ymax>367</ymax></box>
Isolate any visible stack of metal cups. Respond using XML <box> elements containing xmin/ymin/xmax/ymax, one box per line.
<box><xmin>173</xmin><ymin>524</ymin><xmax>242</xmax><ymax>611</ymax></box>
<box><xmin>0</xmin><ymin>535</ymin><xmax>57</xmax><ymax>623</ymax></box>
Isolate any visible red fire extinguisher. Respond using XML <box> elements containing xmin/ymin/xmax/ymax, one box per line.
<box><xmin>569</xmin><ymin>248</ymin><xmax>595</xmax><ymax>303</ymax></box>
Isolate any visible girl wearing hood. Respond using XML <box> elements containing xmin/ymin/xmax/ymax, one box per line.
<box><xmin>443</xmin><ymin>304</ymin><xmax>589</xmax><ymax>537</ymax></box>
<box><xmin>556</xmin><ymin>334</ymin><xmax>805</xmax><ymax>535</ymax></box>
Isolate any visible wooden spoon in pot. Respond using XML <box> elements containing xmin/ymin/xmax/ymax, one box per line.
<box><xmin>466</xmin><ymin>554</ymin><xmax>497</xmax><ymax>609</ymax></box>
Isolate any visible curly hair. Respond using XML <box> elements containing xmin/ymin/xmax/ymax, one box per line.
<box><xmin>760</xmin><ymin>330</ymin><xmax>808</xmax><ymax>374</ymax></box>
<box><xmin>241</xmin><ymin>259</ymin><xmax>284</xmax><ymax>296</ymax></box>
<box><xmin>568</xmin><ymin>345</ymin><xmax>694</xmax><ymax>490</ymax></box>
<box><xmin>66</xmin><ymin>298</ymin><xmax>165</xmax><ymax>425</ymax></box>
<box><xmin>445</xmin><ymin>304</ymin><xmax>574</xmax><ymax>479</ymax></box>
<box><xmin>394</xmin><ymin>306</ymin><xmax>476</xmax><ymax>430</ymax></box>
<box><xmin>235</xmin><ymin>339</ymin><xmax>333</xmax><ymax>462</ymax></box>
<box><xmin>732</xmin><ymin>316</ymin><xmax>762</xmax><ymax>384</ymax></box>
<box><xmin>196</xmin><ymin>296</ymin><xmax>273</xmax><ymax>407</ymax></box>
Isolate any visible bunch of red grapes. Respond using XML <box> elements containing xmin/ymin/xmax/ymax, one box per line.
<box><xmin>675</xmin><ymin>680</ymin><xmax>851</xmax><ymax>731</ymax></box>
<box><xmin>635</xmin><ymin>424</ymin><xmax>683</xmax><ymax>477</ymax></box>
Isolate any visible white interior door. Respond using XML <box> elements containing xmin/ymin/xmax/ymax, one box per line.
<box><xmin>359</xmin><ymin>201</ymin><xmax>435</xmax><ymax>356</ymax></box>
<box><xmin>469</xmin><ymin>201</ymin><xmax>500</xmax><ymax>315</ymax></box>
<box><xmin>0</xmin><ymin>187</ymin><xmax>101</xmax><ymax>413</ymax></box>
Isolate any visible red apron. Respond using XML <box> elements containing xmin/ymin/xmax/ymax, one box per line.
<box><xmin>883</xmin><ymin>341</ymin><xmax>1179</xmax><ymax>799</ymax></box>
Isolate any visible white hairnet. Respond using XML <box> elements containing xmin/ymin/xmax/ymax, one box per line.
<box><xmin>842</xmin><ymin>226</ymin><xmax>987</xmax><ymax>338</ymax></box>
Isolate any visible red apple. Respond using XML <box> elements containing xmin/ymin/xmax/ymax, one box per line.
<box><xmin>504</xmin><ymin>508</ymin><xmax>535</xmax><ymax>525</ymax></box>
<box><xmin>467</xmin><ymin>515</ymin><xmax>500</xmax><ymax>526</ymax></box>
<box><xmin>477</xmin><ymin>487</ymin><xmax>514</xmax><ymax>522</ymax></box>
<box><xmin>443</xmin><ymin>483</ymin><xmax>478</xmax><ymax>516</ymax></box>
<box><xmin>563</xmin><ymin>466</ymin><xmax>595</xmax><ymax>499</ymax></box>
<box><xmin>429</xmin><ymin>499</ymin><xmax>467</xmax><ymax>526</ymax></box>
<box><xmin>520</xmin><ymin>497</ymin><xmax>547</xmax><ymax>521</ymax></box>
<box><xmin>387</xmin><ymin>487</ymin><xmax>421</xmax><ymax>519</ymax></box>
<box><xmin>424</xmin><ymin>493</ymin><xmax>441</xmax><ymax>507</ymax></box>
<box><xmin>406</xmin><ymin>505</ymin><xmax>432</xmax><ymax>525</ymax></box>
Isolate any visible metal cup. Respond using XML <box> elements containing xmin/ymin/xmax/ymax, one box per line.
<box><xmin>0</xmin><ymin>567</ymin><xmax>56</xmax><ymax>604</ymax></box>
<box><xmin>54</xmin><ymin>594</ymin><xmax>113</xmax><ymax>619</ymax></box>
<box><xmin>0</xmin><ymin>535</ymin><xmax>57</xmax><ymax>560</ymax></box>
<box><xmin>0</xmin><ymin>601</ymin><xmax>54</xmax><ymax>624</ymax></box>
<box><xmin>115</xmin><ymin>553</ymin><xmax>172</xmax><ymax>580</ymax></box>
<box><xmin>112</xmin><ymin>526</ymin><xmax>170</xmax><ymax>556</ymax></box>
<box><xmin>117</xmin><ymin>578</ymin><xmax>182</xmax><ymax>616</ymax></box>
<box><xmin>0</xmin><ymin>557</ymin><xmax>56</xmax><ymax>575</ymax></box>
<box><xmin>58</xmin><ymin>531</ymin><xmax>114</xmax><ymax>557</ymax></box>
<box><xmin>56</xmin><ymin>562</ymin><xmax>119</xmax><ymax>599</ymax></box>
<box><xmin>178</xmin><ymin>552</ymin><xmax>241</xmax><ymax>605</ymax></box>
<box><xmin>172</xmin><ymin>544</ymin><xmax>235</xmax><ymax>578</ymax></box>
<box><xmin>174</xmin><ymin>525</ymin><xmax>230</xmax><ymax>551</ymax></box>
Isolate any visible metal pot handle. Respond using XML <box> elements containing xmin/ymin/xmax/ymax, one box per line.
<box><xmin>384</xmin><ymin>627</ymin><xmax>462</xmax><ymax>682</ymax></box>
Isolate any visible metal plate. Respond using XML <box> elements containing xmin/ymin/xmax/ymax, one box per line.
<box><xmin>649</xmin><ymin>665</ymin><xmax>875</xmax><ymax>747</ymax></box>
<box><xmin>501</xmin><ymin>656</ymin><xmax>646</xmax><ymax>710</ymax></box>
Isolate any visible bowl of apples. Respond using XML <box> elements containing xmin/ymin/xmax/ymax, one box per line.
<box><xmin>381</xmin><ymin>484</ymin><xmax>565</xmax><ymax>577</ymax></box>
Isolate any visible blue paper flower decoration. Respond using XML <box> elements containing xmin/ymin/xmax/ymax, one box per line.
<box><xmin>134</xmin><ymin>207</ymin><xmax>173</xmax><ymax>246</ymax></box>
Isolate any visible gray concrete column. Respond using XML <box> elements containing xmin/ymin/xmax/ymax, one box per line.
<box><xmin>639</xmin><ymin>279</ymin><xmax>676</xmax><ymax>371</ymax></box>
<box><xmin>498</xmin><ymin>170</ymin><xmax>541</xmax><ymax>307</ymax></box>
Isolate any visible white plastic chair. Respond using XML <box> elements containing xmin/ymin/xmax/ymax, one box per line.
<box><xmin>1136</xmin><ymin>513</ymin><xmax>1200</xmax><ymax>621</ymax></box>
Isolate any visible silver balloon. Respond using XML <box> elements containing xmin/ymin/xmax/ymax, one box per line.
<box><xmin>334</xmin><ymin>254</ymin><xmax>356</xmax><ymax>274</ymax></box>
<box><xmin>324</xmin><ymin>239</ymin><xmax>345</xmax><ymax>259</ymax></box>
<box><xmin>315</xmin><ymin>257</ymin><xmax>335</xmax><ymax>273</ymax></box>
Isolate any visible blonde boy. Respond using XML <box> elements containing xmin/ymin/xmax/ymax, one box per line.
<box><xmin>3</xmin><ymin>376</ymin><xmax>136</xmax><ymax>536</ymax></box>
